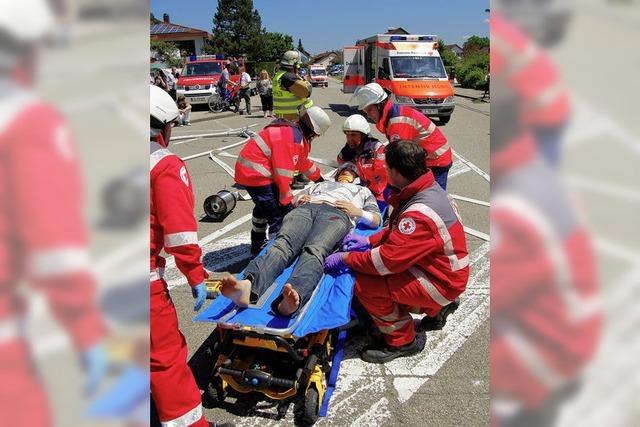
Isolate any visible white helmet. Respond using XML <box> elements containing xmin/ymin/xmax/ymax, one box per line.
<box><xmin>280</xmin><ymin>50</ymin><xmax>300</xmax><ymax>67</ymax></box>
<box><xmin>342</xmin><ymin>114</ymin><xmax>370</xmax><ymax>135</ymax></box>
<box><xmin>0</xmin><ymin>0</ymin><xmax>55</xmax><ymax>44</ymax></box>
<box><xmin>150</xmin><ymin>85</ymin><xmax>179</xmax><ymax>129</ymax></box>
<box><xmin>303</xmin><ymin>106</ymin><xmax>331</xmax><ymax>136</ymax></box>
<box><xmin>351</xmin><ymin>83</ymin><xmax>388</xmax><ymax>110</ymax></box>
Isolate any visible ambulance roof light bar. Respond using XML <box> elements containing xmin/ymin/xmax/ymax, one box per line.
<box><xmin>389</xmin><ymin>35</ymin><xmax>438</xmax><ymax>42</ymax></box>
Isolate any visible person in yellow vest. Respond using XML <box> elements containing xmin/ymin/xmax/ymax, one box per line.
<box><xmin>273</xmin><ymin>50</ymin><xmax>313</xmax><ymax>121</ymax></box>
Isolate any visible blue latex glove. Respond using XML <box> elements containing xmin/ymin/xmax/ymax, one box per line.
<box><xmin>325</xmin><ymin>252</ymin><xmax>348</xmax><ymax>273</ymax></box>
<box><xmin>192</xmin><ymin>282</ymin><xmax>207</xmax><ymax>312</ymax></box>
<box><xmin>82</xmin><ymin>342</ymin><xmax>108</xmax><ymax>397</ymax></box>
<box><xmin>341</xmin><ymin>233</ymin><xmax>370</xmax><ymax>252</ymax></box>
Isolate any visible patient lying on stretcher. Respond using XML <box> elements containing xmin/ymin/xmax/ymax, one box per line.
<box><xmin>221</xmin><ymin>163</ymin><xmax>381</xmax><ymax>316</ymax></box>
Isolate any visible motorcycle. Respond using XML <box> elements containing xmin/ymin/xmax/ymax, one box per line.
<box><xmin>208</xmin><ymin>82</ymin><xmax>239</xmax><ymax>113</ymax></box>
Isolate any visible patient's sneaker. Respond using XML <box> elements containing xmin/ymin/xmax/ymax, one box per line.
<box><xmin>420</xmin><ymin>298</ymin><xmax>460</xmax><ymax>331</ymax></box>
<box><xmin>220</xmin><ymin>274</ymin><xmax>252</xmax><ymax>307</ymax></box>
<box><xmin>360</xmin><ymin>339</ymin><xmax>421</xmax><ymax>364</ymax></box>
<box><xmin>277</xmin><ymin>283</ymin><xmax>300</xmax><ymax>316</ymax></box>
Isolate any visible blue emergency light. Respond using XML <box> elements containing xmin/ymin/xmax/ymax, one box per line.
<box><xmin>389</xmin><ymin>36</ymin><xmax>407</xmax><ymax>41</ymax></box>
<box><xmin>419</xmin><ymin>36</ymin><xmax>436</xmax><ymax>41</ymax></box>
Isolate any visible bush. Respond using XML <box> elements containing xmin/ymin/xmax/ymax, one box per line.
<box><xmin>462</xmin><ymin>69</ymin><xmax>487</xmax><ymax>89</ymax></box>
<box><xmin>456</xmin><ymin>51</ymin><xmax>488</xmax><ymax>89</ymax></box>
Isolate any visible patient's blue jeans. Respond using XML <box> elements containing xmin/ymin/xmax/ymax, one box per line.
<box><xmin>244</xmin><ymin>203</ymin><xmax>351</xmax><ymax>312</ymax></box>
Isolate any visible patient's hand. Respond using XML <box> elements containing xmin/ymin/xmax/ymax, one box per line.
<box><xmin>297</xmin><ymin>195</ymin><xmax>312</xmax><ymax>205</ymax></box>
<box><xmin>335</xmin><ymin>200</ymin><xmax>362</xmax><ymax>218</ymax></box>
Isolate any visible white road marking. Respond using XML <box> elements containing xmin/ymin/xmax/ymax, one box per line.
<box><xmin>464</xmin><ymin>226</ymin><xmax>490</xmax><ymax>241</ymax></box>
<box><xmin>453</xmin><ymin>150</ymin><xmax>490</xmax><ymax>182</ymax></box>
<box><xmin>451</xmin><ymin>194</ymin><xmax>490</xmax><ymax>207</ymax></box>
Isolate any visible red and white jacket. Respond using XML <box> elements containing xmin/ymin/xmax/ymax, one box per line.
<box><xmin>377</xmin><ymin>101</ymin><xmax>452</xmax><ymax>168</ymax></box>
<box><xmin>491</xmin><ymin>133</ymin><xmax>601</xmax><ymax>410</ymax></box>
<box><xmin>235</xmin><ymin>120</ymin><xmax>322</xmax><ymax>206</ymax></box>
<box><xmin>491</xmin><ymin>12</ymin><xmax>570</xmax><ymax>128</ymax></box>
<box><xmin>346</xmin><ymin>171</ymin><xmax>469</xmax><ymax>303</ymax></box>
<box><xmin>0</xmin><ymin>85</ymin><xmax>105</xmax><ymax>350</ymax></box>
<box><xmin>150</xmin><ymin>141</ymin><xmax>207</xmax><ymax>286</ymax></box>
<box><xmin>337</xmin><ymin>136</ymin><xmax>389</xmax><ymax>201</ymax></box>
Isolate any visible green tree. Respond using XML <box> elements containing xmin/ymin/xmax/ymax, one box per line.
<box><xmin>254</xmin><ymin>32</ymin><xmax>293</xmax><ymax>62</ymax></box>
<box><xmin>462</xmin><ymin>36</ymin><xmax>490</xmax><ymax>57</ymax></box>
<box><xmin>297</xmin><ymin>38</ymin><xmax>305</xmax><ymax>53</ymax></box>
<box><xmin>150</xmin><ymin>39</ymin><xmax>183</xmax><ymax>67</ymax></box>
<box><xmin>206</xmin><ymin>0</ymin><xmax>294</xmax><ymax>64</ymax></box>
<box><xmin>207</xmin><ymin>0</ymin><xmax>263</xmax><ymax>58</ymax></box>
<box><xmin>437</xmin><ymin>38</ymin><xmax>459</xmax><ymax>68</ymax></box>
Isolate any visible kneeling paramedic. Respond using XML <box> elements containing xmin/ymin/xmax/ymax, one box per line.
<box><xmin>325</xmin><ymin>141</ymin><xmax>469</xmax><ymax>363</ymax></box>
<box><xmin>150</xmin><ymin>86</ymin><xmax>209</xmax><ymax>426</ymax></box>
<box><xmin>235</xmin><ymin>106</ymin><xmax>331</xmax><ymax>254</ymax></box>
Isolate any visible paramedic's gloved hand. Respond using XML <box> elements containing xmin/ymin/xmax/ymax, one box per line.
<box><xmin>82</xmin><ymin>342</ymin><xmax>108</xmax><ymax>396</ymax></box>
<box><xmin>325</xmin><ymin>252</ymin><xmax>348</xmax><ymax>273</ymax></box>
<box><xmin>314</xmin><ymin>176</ymin><xmax>325</xmax><ymax>183</ymax></box>
<box><xmin>192</xmin><ymin>282</ymin><xmax>207</xmax><ymax>312</ymax></box>
<box><xmin>341</xmin><ymin>233</ymin><xmax>370</xmax><ymax>252</ymax></box>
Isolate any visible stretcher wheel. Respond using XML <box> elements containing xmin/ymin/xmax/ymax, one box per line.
<box><xmin>205</xmin><ymin>377</ymin><xmax>227</xmax><ymax>406</ymax></box>
<box><xmin>294</xmin><ymin>387</ymin><xmax>319</xmax><ymax>426</ymax></box>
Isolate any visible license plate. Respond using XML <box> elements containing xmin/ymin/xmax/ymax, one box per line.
<box><xmin>422</xmin><ymin>108</ymin><xmax>438</xmax><ymax>115</ymax></box>
<box><xmin>189</xmin><ymin>96</ymin><xmax>207</xmax><ymax>103</ymax></box>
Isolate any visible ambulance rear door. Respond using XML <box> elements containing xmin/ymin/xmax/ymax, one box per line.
<box><xmin>342</xmin><ymin>46</ymin><xmax>364</xmax><ymax>93</ymax></box>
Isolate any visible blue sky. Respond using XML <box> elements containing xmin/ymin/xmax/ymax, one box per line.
<box><xmin>150</xmin><ymin>0</ymin><xmax>489</xmax><ymax>54</ymax></box>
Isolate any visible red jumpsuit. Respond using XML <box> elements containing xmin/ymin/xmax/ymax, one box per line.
<box><xmin>235</xmin><ymin>120</ymin><xmax>322</xmax><ymax>206</ymax></box>
<box><xmin>346</xmin><ymin>172</ymin><xmax>469</xmax><ymax>346</ymax></box>
<box><xmin>337</xmin><ymin>136</ymin><xmax>388</xmax><ymax>202</ymax></box>
<box><xmin>0</xmin><ymin>87</ymin><xmax>106</xmax><ymax>425</ymax></box>
<box><xmin>491</xmin><ymin>134</ymin><xmax>601</xmax><ymax>420</ymax></box>
<box><xmin>150</xmin><ymin>140</ymin><xmax>208</xmax><ymax>427</ymax></box>
<box><xmin>376</xmin><ymin>101</ymin><xmax>452</xmax><ymax>168</ymax></box>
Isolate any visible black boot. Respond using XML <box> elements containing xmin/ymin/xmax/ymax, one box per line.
<box><xmin>360</xmin><ymin>338</ymin><xmax>421</xmax><ymax>364</ymax></box>
<box><xmin>250</xmin><ymin>230</ymin><xmax>267</xmax><ymax>254</ymax></box>
<box><xmin>420</xmin><ymin>298</ymin><xmax>460</xmax><ymax>331</ymax></box>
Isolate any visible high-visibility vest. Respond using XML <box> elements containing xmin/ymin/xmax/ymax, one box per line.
<box><xmin>272</xmin><ymin>70</ymin><xmax>313</xmax><ymax>119</ymax></box>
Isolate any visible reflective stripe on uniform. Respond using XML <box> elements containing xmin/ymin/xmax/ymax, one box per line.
<box><xmin>252</xmin><ymin>133</ymin><xmax>272</xmax><ymax>157</ymax></box>
<box><xmin>150</xmin><ymin>267</ymin><xmax>165</xmax><ymax>282</ymax></box>
<box><xmin>404</xmin><ymin>203</ymin><xmax>469</xmax><ymax>271</ymax></box>
<box><xmin>30</xmin><ymin>247</ymin><xmax>90</xmax><ymax>277</ymax></box>
<box><xmin>273</xmin><ymin>71</ymin><xmax>313</xmax><ymax>116</ymax></box>
<box><xmin>0</xmin><ymin>318</ymin><xmax>20</xmax><ymax>343</ymax></box>
<box><xmin>430</xmin><ymin>142</ymin><xmax>451</xmax><ymax>159</ymax></box>
<box><xmin>408</xmin><ymin>267</ymin><xmax>452</xmax><ymax>306</ymax></box>
<box><xmin>160</xmin><ymin>403</ymin><xmax>203</xmax><ymax>427</ymax></box>
<box><xmin>302</xmin><ymin>164</ymin><xmax>319</xmax><ymax>177</ymax></box>
<box><xmin>503</xmin><ymin>329</ymin><xmax>566</xmax><ymax>390</ymax></box>
<box><xmin>388</xmin><ymin>116</ymin><xmax>435</xmax><ymax>141</ymax></box>
<box><xmin>377</xmin><ymin>316</ymin><xmax>412</xmax><ymax>334</ymax></box>
<box><xmin>377</xmin><ymin>305</ymin><xmax>402</xmax><ymax>322</ymax></box>
<box><xmin>164</xmin><ymin>232</ymin><xmax>198</xmax><ymax>248</ymax></box>
<box><xmin>237</xmin><ymin>156</ymin><xmax>273</xmax><ymax>178</ymax></box>
<box><xmin>274</xmin><ymin>168</ymin><xmax>294</xmax><ymax>178</ymax></box>
<box><xmin>252</xmin><ymin>216</ymin><xmax>268</xmax><ymax>232</ymax></box>
<box><xmin>371</xmin><ymin>246</ymin><xmax>392</xmax><ymax>275</ymax></box>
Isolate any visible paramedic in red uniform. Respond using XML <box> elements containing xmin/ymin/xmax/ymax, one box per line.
<box><xmin>352</xmin><ymin>82</ymin><xmax>453</xmax><ymax>190</ymax></box>
<box><xmin>490</xmin><ymin>80</ymin><xmax>601</xmax><ymax>427</ymax></box>
<box><xmin>0</xmin><ymin>1</ymin><xmax>109</xmax><ymax>425</ymax></box>
<box><xmin>149</xmin><ymin>85</ymin><xmax>209</xmax><ymax>427</ymax></box>
<box><xmin>235</xmin><ymin>105</ymin><xmax>331</xmax><ymax>254</ymax></box>
<box><xmin>491</xmin><ymin>9</ymin><xmax>571</xmax><ymax>166</ymax></box>
<box><xmin>337</xmin><ymin>114</ymin><xmax>390</xmax><ymax>211</ymax></box>
<box><xmin>325</xmin><ymin>141</ymin><xmax>469</xmax><ymax>363</ymax></box>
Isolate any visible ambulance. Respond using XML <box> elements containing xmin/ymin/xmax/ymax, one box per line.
<box><xmin>343</xmin><ymin>33</ymin><xmax>455</xmax><ymax>124</ymax></box>
<box><xmin>307</xmin><ymin>64</ymin><xmax>329</xmax><ymax>87</ymax></box>
<box><xmin>176</xmin><ymin>55</ymin><xmax>243</xmax><ymax>105</ymax></box>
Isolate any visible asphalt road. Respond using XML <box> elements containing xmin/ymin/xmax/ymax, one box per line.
<box><xmin>166</xmin><ymin>77</ymin><xmax>491</xmax><ymax>426</ymax></box>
